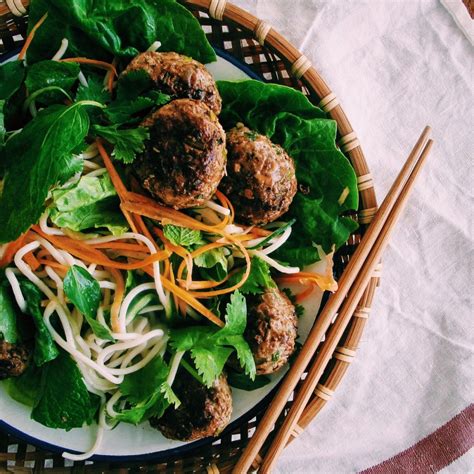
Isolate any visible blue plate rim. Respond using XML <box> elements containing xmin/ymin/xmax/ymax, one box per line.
<box><xmin>0</xmin><ymin>46</ymin><xmax>279</xmax><ymax>463</ymax></box>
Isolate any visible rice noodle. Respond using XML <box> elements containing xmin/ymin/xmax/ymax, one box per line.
<box><xmin>52</xmin><ymin>38</ymin><xmax>69</xmax><ymax>61</ymax></box>
<box><xmin>250</xmin><ymin>249</ymin><xmax>300</xmax><ymax>274</ymax></box>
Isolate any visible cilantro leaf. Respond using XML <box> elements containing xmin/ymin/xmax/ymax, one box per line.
<box><xmin>170</xmin><ymin>291</ymin><xmax>256</xmax><ymax>386</ymax></box>
<box><xmin>93</xmin><ymin>124</ymin><xmax>149</xmax><ymax>164</ymax></box>
<box><xmin>31</xmin><ymin>350</ymin><xmax>100</xmax><ymax>430</ymax></box>
<box><xmin>228</xmin><ymin>256</ymin><xmax>276</xmax><ymax>295</ymax></box>
<box><xmin>163</xmin><ymin>224</ymin><xmax>202</xmax><ymax>247</ymax></box>
<box><xmin>64</xmin><ymin>265</ymin><xmax>113</xmax><ymax>341</ymax></box>
<box><xmin>116</xmin><ymin>356</ymin><xmax>177</xmax><ymax>424</ymax></box>
<box><xmin>75</xmin><ymin>74</ymin><xmax>111</xmax><ymax>104</ymax></box>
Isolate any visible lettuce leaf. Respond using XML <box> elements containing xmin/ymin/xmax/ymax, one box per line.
<box><xmin>49</xmin><ymin>174</ymin><xmax>128</xmax><ymax>236</ymax></box>
<box><xmin>217</xmin><ymin>80</ymin><xmax>359</xmax><ymax>267</ymax></box>
<box><xmin>27</xmin><ymin>0</ymin><xmax>216</xmax><ymax>64</ymax></box>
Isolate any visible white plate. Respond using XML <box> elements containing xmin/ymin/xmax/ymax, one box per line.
<box><xmin>0</xmin><ymin>50</ymin><xmax>326</xmax><ymax>461</ymax></box>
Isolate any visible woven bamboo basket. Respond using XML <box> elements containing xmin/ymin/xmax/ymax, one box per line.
<box><xmin>0</xmin><ymin>0</ymin><xmax>380</xmax><ymax>472</ymax></box>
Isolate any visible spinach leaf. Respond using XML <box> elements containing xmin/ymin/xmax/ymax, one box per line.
<box><xmin>27</xmin><ymin>0</ymin><xmax>216</xmax><ymax>64</ymax></box>
<box><xmin>228</xmin><ymin>256</ymin><xmax>276</xmax><ymax>295</ymax></box>
<box><xmin>115</xmin><ymin>356</ymin><xmax>179</xmax><ymax>424</ymax></box>
<box><xmin>4</xmin><ymin>363</ymin><xmax>42</xmax><ymax>407</ymax></box>
<box><xmin>170</xmin><ymin>291</ymin><xmax>256</xmax><ymax>386</ymax></box>
<box><xmin>18</xmin><ymin>279</ymin><xmax>59</xmax><ymax>366</ymax></box>
<box><xmin>227</xmin><ymin>371</ymin><xmax>271</xmax><ymax>391</ymax></box>
<box><xmin>0</xmin><ymin>103</ymin><xmax>91</xmax><ymax>243</ymax></box>
<box><xmin>217</xmin><ymin>80</ymin><xmax>359</xmax><ymax>267</ymax></box>
<box><xmin>64</xmin><ymin>265</ymin><xmax>112</xmax><ymax>340</ymax></box>
<box><xmin>0</xmin><ymin>285</ymin><xmax>19</xmax><ymax>343</ymax></box>
<box><xmin>32</xmin><ymin>350</ymin><xmax>100</xmax><ymax>430</ymax></box>
<box><xmin>92</xmin><ymin>124</ymin><xmax>149</xmax><ymax>164</ymax></box>
<box><xmin>49</xmin><ymin>174</ymin><xmax>127</xmax><ymax>236</ymax></box>
<box><xmin>163</xmin><ymin>224</ymin><xmax>201</xmax><ymax>247</ymax></box>
<box><xmin>75</xmin><ymin>75</ymin><xmax>111</xmax><ymax>104</ymax></box>
<box><xmin>25</xmin><ymin>60</ymin><xmax>79</xmax><ymax>105</ymax></box>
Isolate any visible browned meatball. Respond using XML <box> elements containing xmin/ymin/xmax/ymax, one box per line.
<box><xmin>220</xmin><ymin>126</ymin><xmax>297</xmax><ymax>225</ymax></box>
<box><xmin>151</xmin><ymin>370</ymin><xmax>232</xmax><ymax>441</ymax></box>
<box><xmin>123</xmin><ymin>51</ymin><xmax>222</xmax><ymax>114</ymax></box>
<box><xmin>246</xmin><ymin>288</ymin><xmax>297</xmax><ymax>375</ymax></box>
<box><xmin>134</xmin><ymin>99</ymin><xmax>226</xmax><ymax>209</ymax></box>
<box><xmin>0</xmin><ymin>340</ymin><xmax>30</xmax><ymax>380</ymax></box>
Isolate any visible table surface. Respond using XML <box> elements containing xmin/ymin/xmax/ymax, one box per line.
<box><xmin>230</xmin><ymin>0</ymin><xmax>472</xmax><ymax>472</ymax></box>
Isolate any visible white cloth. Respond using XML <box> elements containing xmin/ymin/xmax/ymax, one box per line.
<box><xmin>231</xmin><ymin>1</ymin><xmax>474</xmax><ymax>472</ymax></box>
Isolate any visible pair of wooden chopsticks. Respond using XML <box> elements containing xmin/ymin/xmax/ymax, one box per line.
<box><xmin>234</xmin><ymin>126</ymin><xmax>434</xmax><ymax>473</ymax></box>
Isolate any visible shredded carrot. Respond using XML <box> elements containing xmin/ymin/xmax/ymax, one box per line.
<box><xmin>37</xmin><ymin>259</ymin><xmax>68</xmax><ymax>273</ymax></box>
<box><xmin>276</xmin><ymin>270</ymin><xmax>337</xmax><ymax>292</ymax></box>
<box><xmin>23</xmin><ymin>251</ymin><xmax>41</xmax><ymax>271</ymax></box>
<box><xmin>61</xmin><ymin>57</ymin><xmax>118</xmax><ymax>77</ymax></box>
<box><xmin>0</xmin><ymin>232</ymin><xmax>30</xmax><ymax>267</ymax></box>
<box><xmin>108</xmin><ymin>267</ymin><xmax>124</xmax><ymax>333</ymax></box>
<box><xmin>168</xmin><ymin>264</ymin><xmax>180</xmax><ymax>315</ymax></box>
<box><xmin>215</xmin><ymin>190</ymin><xmax>234</xmax><ymax>224</ymax></box>
<box><xmin>94</xmin><ymin>242</ymin><xmax>151</xmax><ymax>252</ymax></box>
<box><xmin>105</xmin><ymin>57</ymin><xmax>118</xmax><ymax>92</ymax></box>
<box><xmin>32</xmin><ymin>227</ymin><xmax>168</xmax><ymax>270</ymax></box>
<box><xmin>18</xmin><ymin>12</ymin><xmax>48</xmax><ymax>61</ymax></box>
<box><xmin>96</xmin><ymin>139</ymin><xmax>129</xmax><ymax>200</ymax></box>
<box><xmin>294</xmin><ymin>282</ymin><xmax>316</xmax><ymax>303</ymax></box>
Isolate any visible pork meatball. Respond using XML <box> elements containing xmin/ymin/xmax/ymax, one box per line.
<box><xmin>220</xmin><ymin>126</ymin><xmax>297</xmax><ymax>225</ymax></box>
<box><xmin>134</xmin><ymin>99</ymin><xmax>226</xmax><ymax>209</ymax></box>
<box><xmin>246</xmin><ymin>288</ymin><xmax>297</xmax><ymax>375</ymax></box>
<box><xmin>151</xmin><ymin>370</ymin><xmax>232</xmax><ymax>441</ymax></box>
<box><xmin>123</xmin><ymin>51</ymin><xmax>222</xmax><ymax>114</ymax></box>
<box><xmin>0</xmin><ymin>340</ymin><xmax>30</xmax><ymax>380</ymax></box>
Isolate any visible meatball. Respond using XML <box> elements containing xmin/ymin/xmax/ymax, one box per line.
<box><xmin>151</xmin><ymin>370</ymin><xmax>232</xmax><ymax>441</ymax></box>
<box><xmin>0</xmin><ymin>340</ymin><xmax>30</xmax><ymax>380</ymax></box>
<box><xmin>123</xmin><ymin>51</ymin><xmax>222</xmax><ymax>114</ymax></box>
<box><xmin>134</xmin><ymin>99</ymin><xmax>226</xmax><ymax>209</ymax></box>
<box><xmin>220</xmin><ymin>126</ymin><xmax>297</xmax><ymax>225</ymax></box>
<box><xmin>246</xmin><ymin>288</ymin><xmax>297</xmax><ymax>375</ymax></box>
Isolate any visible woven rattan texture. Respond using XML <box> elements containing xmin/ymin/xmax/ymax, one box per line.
<box><xmin>0</xmin><ymin>1</ymin><xmax>379</xmax><ymax>472</ymax></box>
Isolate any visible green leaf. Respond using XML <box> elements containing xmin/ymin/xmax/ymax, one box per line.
<box><xmin>25</xmin><ymin>60</ymin><xmax>79</xmax><ymax>105</ymax></box>
<box><xmin>0</xmin><ymin>99</ymin><xmax>5</xmax><ymax>146</ymax></box>
<box><xmin>4</xmin><ymin>363</ymin><xmax>42</xmax><ymax>407</ymax></box>
<box><xmin>49</xmin><ymin>174</ymin><xmax>128</xmax><ymax>236</ymax></box>
<box><xmin>160</xmin><ymin>382</ymin><xmax>180</xmax><ymax>408</ymax></box>
<box><xmin>0</xmin><ymin>285</ymin><xmax>19</xmax><ymax>343</ymax></box>
<box><xmin>0</xmin><ymin>61</ymin><xmax>25</xmax><ymax>101</ymax></box>
<box><xmin>32</xmin><ymin>351</ymin><xmax>100</xmax><ymax>430</ymax></box>
<box><xmin>75</xmin><ymin>75</ymin><xmax>111</xmax><ymax>104</ymax></box>
<box><xmin>18</xmin><ymin>279</ymin><xmax>59</xmax><ymax>366</ymax></box>
<box><xmin>228</xmin><ymin>256</ymin><xmax>276</xmax><ymax>295</ymax></box>
<box><xmin>63</xmin><ymin>265</ymin><xmax>113</xmax><ymax>340</ymax></box>
<box><xmin>0</xmin><ymin>103</ymin><xmax>91</xmax><ymax>243</ymax></box>
<box><xmin>116</xmin><ymin>356</ymin><xmax>173</xmax><ymax>424</ymax></box>
<box><xmin>194</xmin><ymin>247</ymin><xmax>228</xmax><ymax>281</ymax></box>
<box><xmin>170</xmin><ymin>290</ymin><xmax>256</xmax><ymax>386</ymax></box>
<box><xmin>92</xmin><ymin>124</ymin><xmax>149</xmax><ymax>164</ymax></box>
<box><xmin>217</xmin><ymin>80</ymin><xmax>359</xmax><ymax>266</ymax></box>
<box><xmin>227</xmin><ymin>371</ymin><xmax>271</xmax><ymax>391</ymax></box>
<box><xmin>163</xmin><ymin>224</ymin><xmax>202</xmax><ymax>247</ymax></box>
<box><xmin>27</xmin><ymin>0</ymin><xmax>216</xmax><ymax>64</ymax></box>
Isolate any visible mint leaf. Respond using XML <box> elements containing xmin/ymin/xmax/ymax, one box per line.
<box><xmin>194</xmin><ymin>247</ymin><xmax>228</xmax><ymax>281</ymax></box>
<box><xmin>64</xmin><ymin>265</ymin><xmax>112</xmax><ymax>341</ymax></box>
<box><xmin>18</xmin><ymin>279</ymin><xmax>59</xmax><ymax>366</ymax></box>
<box><xmin>163</xmin><ymin>224</ymin><xmax>202</xmax><ymax>247</ymax></box>
<box><xmin>93</xmin><ymin>124</ymin><xmax>149</xmax><ymax>164</ymax></box>
<box><xmin>32</xmin><ymin>351</ymin><xmax>99</xmax><ymax>430</ymax></box>
<box><xmin>0</xmin><ymin>103</ymin><xmax>91</xmax><ymax>243</ymax></box>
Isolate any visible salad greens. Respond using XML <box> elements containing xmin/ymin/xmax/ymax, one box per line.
<box><xmin>163</xmin><ymin>224</ymin><xmax>202</xmax><ymax>247</ymax></box>
<box><xmin>228</xmin><ymin>256</ymin><xmax>276</xmax><ymax>295</ymax></box>
<box><xmin>64</xmin><ymin>265</ymin><xmax>113</xmax><ymax>341</ymax></box>
<box><xmin>0</xmin><ymin>285</ymin><xmax>19</xmax><ymax>343</ymax></box>
<box><xmin>27</xmin><ymin>0</ymin><xmax>216</xmax><ymax>65</ymax></box>
<box><xmin>170</xmin><ymin>291</ymin><xmax>256</xmax><ymax>386</ymax></box>
<box><xmin>217</xmin><ymin>80</ymin><xmax>359</xmax><ymax>266</ymax></box>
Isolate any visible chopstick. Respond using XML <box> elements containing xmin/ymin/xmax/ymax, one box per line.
<box><xmin>233</xmin><ymin>126</ymin><xmax>433</xmax><ymax>473</ymax></box>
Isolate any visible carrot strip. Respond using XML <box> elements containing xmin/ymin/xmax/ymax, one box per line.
<box><xmin>168</xmin><ymin>264</ymin><xmax>180</xmax><ymax>315</ymax></box>
<box><xmin>106</xmin><ymin>57</ymin><xmax>118</xmax><ymax>92</ymax></box>
<box><xmin>0</xmin><ymin>232</ymin><xmax>28</xmax><ymax>267</ymax></box>
<box><xmin>276</xmin><ymin>271</ymin><xmax>337</xmax><ymax>292</ymax></box>
<box><xmin>94</xmin><ymin>242</ymin><xmax>151</xmax><ymax>252</ymax></box>
<box><xmin>215</xmin><ymin>190</ymin><xmax>234</xmax><ymax>224</ymax></box>
<box><xmin>37</xmin><ymin>259</ymin><xmax>68</xmax><ymax>272</ymax></box>
<box><xmin>32</xmin><ymin>227</ymin><xmax>168</xmax><ymax>270</ymax></box>
<box><xmin>108</xmin><ymin>267</ymin><xmax>124</xmax><ymax>333</ymax></box>
<box><xmin>18</xmin><ymin>12</ymin><xmax>48</xmax><ymax>60</ymax></box>
<box><xmin>295</xmin><ymin>283</ymin><xmax>316</xmax><ymax>303</ymax></box>
<box><xmin>23</xmin><ymin>251</ymin><xmax>40</xmax><ymax>271</ymax></box>
<box><xmin>61</xmin><ymin>57</ymin><xmax>118</xmax><ymax>77</ymax></box>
